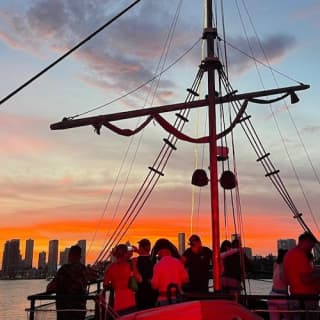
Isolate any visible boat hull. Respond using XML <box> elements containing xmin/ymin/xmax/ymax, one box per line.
<box><xmin>119</xmin><ymin>300</ymin><xmax>263</xmax><ymax>319</ymax></box>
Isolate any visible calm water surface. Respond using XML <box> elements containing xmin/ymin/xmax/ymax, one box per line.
<box><xmin>0</xmin><ymin>279</ymin><xmax>272</xmax><ymax>320</ymax></box>
<box><xmin>0</xmin><ymin>279</ymin><xmax>47</xmax><ymax>320</ymax></box>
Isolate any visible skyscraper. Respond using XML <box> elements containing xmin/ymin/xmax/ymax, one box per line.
<box><xmin>60</xmin><ymin>247</ymin><xmax>70</xmax><ymax>266</ymax></box>
<box><xmin>77</xmin><ymin>240</ymin><xmax>86</xmax><ymax>265</ymax></box>
<box><xmin>1</xmin><ymin>239</ymin><xmax>21</xmax><ymax>275</ymax></box>
<box><xmin>277</xmin><ymin>239</ymin><xmax>296</xmax><ymax>251</ymax></box>
<box><xmin>38</xmin><ymin>251</ymin><xmax>46</xmax><ymax>270</ymax></box>
<box><xmin>178</xmin><ymin>232</ymin><xmax>185</xmax><ymax>255</ymax></box>
<box><xmin>24</xmin><ymin>239</ymin><xmax>34</xmax><ymax>268</ymax></box>
<box><xmin>47</xmin><ymin>240</ymin><xmax>59</xmax><ymax>274</ymax></box>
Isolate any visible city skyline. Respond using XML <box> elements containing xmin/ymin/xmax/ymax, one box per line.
<box><xmin>1</xmin><ymin>238</ymin><xmax>87</xmax><ymax>273</ymax></box>
<box><xmin>1</xmin><ymin>235</ymin><xmax>300</xmax><ymax>271</ymax></box>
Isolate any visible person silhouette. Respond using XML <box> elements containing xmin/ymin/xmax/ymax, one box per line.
<box><xmin>46</xmin><ymin>245</ymin><xmax>90</xmax><ymax>320</ymax></box>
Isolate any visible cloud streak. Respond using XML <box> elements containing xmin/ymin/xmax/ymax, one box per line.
<box><xmin>0</xmin><ymin>0</ymin><xmax>298</xmax><ymax>103</ymax></box>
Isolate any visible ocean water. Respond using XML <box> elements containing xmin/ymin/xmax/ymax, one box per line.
<box><xmin>0</xmin><ymin>279</ymin><xmax>47</xmax><ymax>320</ymax></box>
<box><xmin>0</xmin><ymin>279</ymin><xmax>272</xmax><ymax>320</ymax></box>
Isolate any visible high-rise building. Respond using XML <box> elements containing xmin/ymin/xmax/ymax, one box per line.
<box><xmin>47</xmin><ymin>240</ymin><xmax>59</xmax><ymax>274</ymax></box>
<box><xmin>178</xmin><ymin>233</ymin><xmax>185</xmax><ymax>255</ymax></box>
<box><xmin>77</xmin><ymin>240</ymin><xmax>86</xmax><ymax>265</ymax></box>
<box><xmin>1</xmin><ymin>239</ymin><xmax>22</xmax><ymax>275</ymax></box>
<box><xmin>38</xmin><ymin>251</ymin><xmax>46</xmax><ymax>270</ymax></box>
<box><xmin>60</xmin><ymin>247</ymin><xmax>70</xmax><ymax>266</ymax></box>
<box><xmin>277</xmin><ymin>239</ymin><xmax>296</xmax><ymax>251</ymax></box>
<box><xmin>244</xmin><ymin>247</ymin><xmax>253</xmax><ymax>259</ymax></box>
<box><xmin>24</xmin><ymin>239</ymin><xmax>34</xmax><ymax>268</ymax></box>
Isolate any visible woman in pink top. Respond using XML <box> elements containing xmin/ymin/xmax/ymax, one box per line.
<box><xmin>103</xmin><ymin>244</ymin><xmax>140</xmax><ymax>315</ymax></box>
<box><xmin>151</xmin><ymin>238</ymin><xmax>188</xmax><ymax>305</ymax></box>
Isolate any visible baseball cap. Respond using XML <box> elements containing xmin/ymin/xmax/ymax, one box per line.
<box><xmin>138</xmin><ymin>238</ymin><xmax>151</xmax><ymax>248</ymax></box>
<box><xmin>188</xmin><ymin>234</ymin><xmax>201</xmax><ymax>244</ymax></box>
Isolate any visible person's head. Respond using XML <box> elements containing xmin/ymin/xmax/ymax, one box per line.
<box><xmin>138</xmin><ymin>238</ymin><xmax>151</xmax><ymax>254</ymax></box>
<box><xmin>151</xmin><ymin>238</ymin><xmax>180</xmax><ymax>262</ymax></box>
<box><xmin>231</xmin><ymin>238</ymin><xmax>240</xmax><ymax>249</ymax></box>
<box><xmin>298</xmin><ymin>232</ymin><xmax>317</xmax><ymax>253</ymax></box>
<box><xmin>157</xmin><ymin>248</ymin><xmax>172</xmax><ymax>258</ymax></box>
<box><xmin>188</xmin><ymin>234</ymin><xmax>202</xmax><ymax>251</ymax></box>
<box><xmin>220</xmin><ymin>240</ymin><xmax>232</xmax><ymax>253</ymax></box>
<box><xmin>113</xmin><ymin>244</ymin><xmax>128</xmax><ymax>260</ymax></box>
<box><xmin>276</xmin><ymin>249</ymin><xmax>287</xmax><ymax>264</ymax></box>
<box><xmin>68</xmin><ymin>245</ymin><xmax>82</xmax><ymax>263</ymax></box>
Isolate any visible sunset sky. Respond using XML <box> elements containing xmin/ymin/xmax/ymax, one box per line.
<box><xmin>0</xmin><ymin>0</ymin><xmax>319</xmax><ymax>267</ymax></box>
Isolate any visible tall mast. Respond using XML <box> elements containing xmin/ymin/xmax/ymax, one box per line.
<box><xmin>205</xmin><ymin>0</ymin><xmax>221</xmax><ymax>291</ymax></box>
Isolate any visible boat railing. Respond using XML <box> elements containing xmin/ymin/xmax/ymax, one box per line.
<box><xmin>27</xmin><ymin>282</ymin><xmax>320</xmax><ymax>320</ymax></box>
<box><xmin>26</xmin><ymin>279</ymin><xmax>105</xmax><ymax>320</ymax></box>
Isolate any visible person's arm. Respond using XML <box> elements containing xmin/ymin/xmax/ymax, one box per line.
<box><xmin>301</xmin><ymin>269</ymin><xmax>320</xmax><ymax>285</ymax></box>
<box><xmin>151</xmin><ymin>264</ymin><xmax>160</xmax><ymax>290</ymax></box>
<box><xmin>103</xmin><ymin>264</ymin><xmax>112</xmax><ymax>289</ymax></box>
<box><xmin>131</xmin><ymin>258</ymin><xmax>142</xmax><ymax>283</ymax></box>
<box><xmin>46</xmin><ymin>278</ymin><xmax>57</xmax><ymax>293</ymax></box>
<box><xmin>180</xmin><ymin>264</ymin><xmax>189</xmax><ymax>284</ymax></box>
<box><xmin>221</xmin><ymin>248</ymin><xmax>238</xmax><ymax>259</ymax></box>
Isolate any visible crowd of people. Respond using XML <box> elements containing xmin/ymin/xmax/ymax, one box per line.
<box><xmin>45</xmin><ymin>231</ymin><xmax>320</xmax><ymax>319</ymax></box>
<box><xmin>99</xmin><ymin>234</ymin><xmax>251</xmax><ymax>315</ymax></box>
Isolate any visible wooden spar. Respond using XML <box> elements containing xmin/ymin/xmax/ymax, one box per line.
<box><xmin>50</xmin><ymin>84</ymin><xmax>309</xmax><ymax>130</ymax></box>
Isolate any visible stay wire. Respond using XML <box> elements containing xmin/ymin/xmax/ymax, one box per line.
<box><xmin>220</xmin><ymin>71</ymin><xmax>310</xmax><ymax>232</ymax></box>
<box><xmin>0</xmin><ymin>0</ymin><xmax>143</xmax><ymax>106</ymax></box>
<box><xmin>68</xmin><ymin>37</ymin><xmax>202</xmax><ymax>120</ymax></box>
<box><xmin>95</xmin><ymin>1</ymin><xmax>190</xmax><ymax>262</ymax></box>
<box><xmin>96</xmin><ymin>67</ymin><xmax>205</xmax><ymax>263</ymax></box>
<box><xmin>239</xmin><ymin>0</ymin><xmax>319</xmax><ymax>232</ymax></box>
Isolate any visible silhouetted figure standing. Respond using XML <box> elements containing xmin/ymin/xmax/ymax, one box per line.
<box><xmin>132</xmin><ymin>238</ymin><xmax>158</xmax><ymax>310</ymax></box>
<box><xmin>182</xmin><ymin>234</ymin><xmax>212</xmax><ymax>293</ymax></box>
<box><xmin>221</xmin><ymin>238</ymin><xmax>252</xmax><ymax>294</ymax></box>
<box><xmin>47</xmin><ymin>245</ymin><xmax>89</xmax><ymax>320</ymax></box>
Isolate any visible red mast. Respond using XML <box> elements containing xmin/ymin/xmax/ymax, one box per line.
<box><xmin>204</xmin><ymin>0</ymin><xmax>221</xmax><ymax>291</ymax></box>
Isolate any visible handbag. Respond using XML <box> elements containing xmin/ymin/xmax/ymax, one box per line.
<box><xmin>128</xmin><ymin>275</ymin><xmax>138</xmax><ymax>291</ymax></box>
<box><xmin>128</xmin><ymin>259</ymin><xmax>139</xmax><ymax>291</ymax></box>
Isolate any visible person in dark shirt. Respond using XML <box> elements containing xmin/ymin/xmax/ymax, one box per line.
<box><xmin>221</xmin><ymin>238</ymin><xmax>252</xmax><ymax>294</ymax></box>
<box><xmin>132</xmin><ymin>238</ymin><xmax>158</xmax><ymax>310</ymax></box>
<box><xmin>47</xmin><ymin>245</ymin><xmax>90</xmax><ymax>320</ymax></box>
<box><xmin>182</xmin><ymin>234</ymin><xmax>212</xmax><ymax>293</ymax></box>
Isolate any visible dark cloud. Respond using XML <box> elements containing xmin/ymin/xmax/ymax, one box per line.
<box><xmin>225</xmin><ymin>34</ymin><xmax>296</xmax><ymax>75</ymax></box>
<box><xmin>0</xmin><ymin>0</ymin><xmax>182</xmax><ymax>105</ymax></box>
<box><xmin>0</xmin><ymin>1</ymin><xmax>297</xmax><ymax>105</ymax></box>
<box><xmin>302</xmin><ymin>125</ymin><xmax>320</xmax><ymax>134</ymax></box>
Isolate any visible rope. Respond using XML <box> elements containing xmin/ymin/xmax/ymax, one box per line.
<box><xmin>236</xmin><ymin>0</ymin><xmax>319</xmax><ymax>233</ymax></box>
<box><xmin>66</xmin><ymin>36</ymin><xmax>202</xmax><ymax>120</ymax></box>
<box><xmin>94</xmin><ymin>1</ymin><xmax>203</xmax><ymax>263</ymax></box>
<box><xmin>0</xmin><ymin>0</ymin><xmax>143</xmax><ymax>106</ymax></box>
<box><xmin>95</xmin><ymin>67</ymin><xmax>205</xmax><ymax>264</ymax></box>
<box><xmin>219</xmin><ymin>70</ymin><xmax>312</xmax><ymax>235</ymax></box>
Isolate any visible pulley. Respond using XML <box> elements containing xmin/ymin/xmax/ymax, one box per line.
<box><xmin>191</xmin><ymin>169</ymin><xmax>209</xmax><ymax>187</ymax></box>
<box><xmin>220</xmin><ymin>170</ymin><xmax>237</xmax><ymax>189</ymax></box>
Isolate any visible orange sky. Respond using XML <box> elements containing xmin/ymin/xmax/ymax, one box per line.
<box><xmin>0</xmin><ymin>204</ymin><xmax>304</xmax><ymax>268</ymax></box>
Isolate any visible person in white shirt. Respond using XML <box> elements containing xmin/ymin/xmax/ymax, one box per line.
<box><xmin>151</xmin><ymin>238</ymin><xmax>188</xmax><ymax>305</ymax></box>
